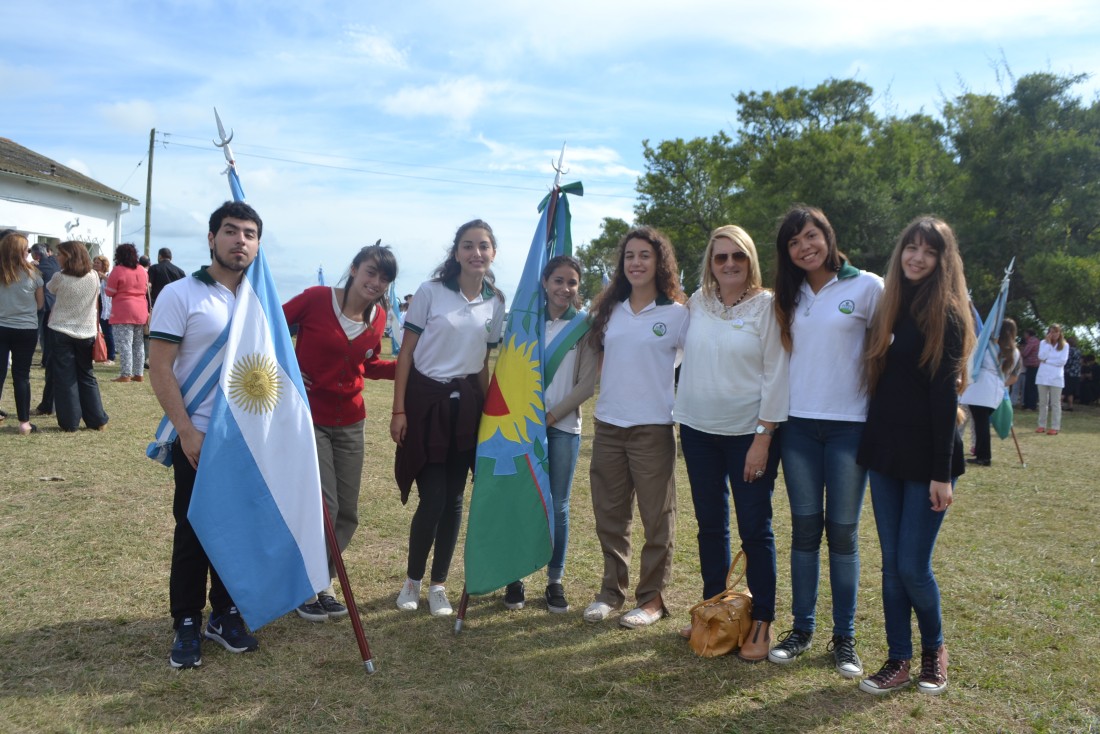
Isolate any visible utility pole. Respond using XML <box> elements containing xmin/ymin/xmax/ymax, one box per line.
<box><xmin>143</xmin><ymin>128</ymin><xmax>154</xmax><ymax>258</ymax></box>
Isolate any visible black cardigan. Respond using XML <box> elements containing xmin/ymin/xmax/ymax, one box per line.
<box><xmin>857</xmin><ymin>309</ymin><xmax>965</xmax><ymax>483</ymax></box>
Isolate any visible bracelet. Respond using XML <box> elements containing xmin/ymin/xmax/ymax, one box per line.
<box><xmin>392</xmin><ymin>411</ymin><xmax>405</xmax><ymax>416</ymax></box>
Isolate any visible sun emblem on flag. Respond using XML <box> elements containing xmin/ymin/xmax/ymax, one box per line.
<box><xmin>478</xmin><ymin>335</ymin><xmax>543</xmax><ymax>444</ymax></box>
<box><xmin>227</xmin><ymin>353</ymin><xmax>282</xmax><ymax>414</ymax></box>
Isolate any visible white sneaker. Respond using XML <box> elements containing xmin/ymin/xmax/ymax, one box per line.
<box><xmin>583</xmin><ymin>601</ymin><xmax>613</xmax><ymax>623</ymax></box>
<box><xmin>428</xmin><ymin>586</ymin><xmax>453</xmax><ymax>616</ymax></box>
<box><xmin>396</xmin><ymin>578</ymin><xmax>421</xmax><ymax>611</ymax></box>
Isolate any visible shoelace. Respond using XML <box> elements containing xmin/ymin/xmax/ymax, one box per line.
<box><xmin>920</xmin><ymin>650</ymin><xmax>943</xmax><ymax>682</ymax></box>
<box><xmin>870</xmin><ymin>659</ymin><xmax>907</xmax><ymax>686</ymax></box>
<box><xmin>829</xmin><ymin>636</ymin><xmax>858</xmax><ymax>665</ymax></box>
<box><xmin>775</xmin><ymin>629</ymin><xmax>811</xmax><ymax>653</ymax></box>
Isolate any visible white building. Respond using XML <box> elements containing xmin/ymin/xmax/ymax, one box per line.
<box><xmin>0</xmin><ymin>138</ymin><xmax>139</xmax><ymax>259</ymax></box>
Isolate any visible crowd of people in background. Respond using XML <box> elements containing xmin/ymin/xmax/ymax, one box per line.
<box><xmin>3</xmin><ymin>201</ymin><xmax>1094</xmax><ymax>699</ymax></box>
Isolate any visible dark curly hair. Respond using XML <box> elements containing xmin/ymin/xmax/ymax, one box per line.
<box><xmin>114</xmin><ymin>242</ymin><xmax>140</xmax><ymax>269</ymax></box>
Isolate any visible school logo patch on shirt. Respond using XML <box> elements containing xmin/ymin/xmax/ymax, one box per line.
<box><xmin>485</xmin><ymin>318</ymin><xmax>493</xmax><ymax>333</ymax></box>
<box><xmin>652</xmin><ymin>322</ymin><xmax>668</xmax><ymax>336</ymax></box>
<box><xmin>838</xmin><ymin>299</ymin><xmax>855</xmax><ymax>315</ymax></box>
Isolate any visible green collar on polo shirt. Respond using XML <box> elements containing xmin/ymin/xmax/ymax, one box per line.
<box><xmin>442</xmin><ymin>276</ymin><xmax>495</xmax><ymax>299</ymax></box>
<box><xmin>193</xmin><ymin>266</ymin><xmax>216</xmax><ymax>285</ymax></box>
<box><xmin>837</xmin><ymin>259</ymin><xmax>860</xmax><ymax>280</ymax></box>
<box><xmin>543</xmin><ymin>304</ymin><xmax>578</xmax><ymax>322</ymax></box>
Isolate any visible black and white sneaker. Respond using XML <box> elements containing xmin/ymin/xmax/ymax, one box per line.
<box><xmin>828</xmin><ymin>635</ymin><xmax>863</xmax><ymax>678</ymax></box>
<box><xmin>169</xmin><ymin>615</ymin><xmax>202</xmax><ymax>669</ymax></box>
<box><xmin>504</xmin><ymin>581</ymin><xmax>526</xmax><ymax>610</ymax></box>
<box><xmin>205</xmin><ymin>606</ymin><xmax>258</xmax><ymax>653</ymax></box>
<box><xmin>317</xmin><ymin>593</ymin><xmax>348</xmax><ymax>619</ymax></box>
<box><xmin>296</xmin><ymin>600</ymin><xmax>328</xmax><ymax>623</ymax></box>
<box><xmin>544</xmin><ymin>583</ymin><xmax>569</xmax><ymax>613</ymax></box>
<box><xmin>768</xmin><ymin>628</ymin><xmax>813</xmax><ymax>664</ymax></box>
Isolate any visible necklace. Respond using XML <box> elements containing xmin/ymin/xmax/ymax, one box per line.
<box><xmin>721</xmin><ymin>286</ymin><xmax>751</xmax><ymax>312</ymax></box>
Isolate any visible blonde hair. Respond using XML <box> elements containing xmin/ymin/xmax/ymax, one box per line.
<box><xmin>699</xmin><ymin>225</ymin><xmax>762</xmax><ymax>299</ymax></box>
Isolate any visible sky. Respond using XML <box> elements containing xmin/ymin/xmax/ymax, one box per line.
<box><xmin>4</xmin><ymin>0</ymin><xmax>1100</xmax><ymax>301</ymax></box>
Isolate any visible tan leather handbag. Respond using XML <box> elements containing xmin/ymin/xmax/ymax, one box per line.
<box><xmin>688</xmin><ymin>551</ymin><xmax>753</xmax><ymax>657</ymax></box>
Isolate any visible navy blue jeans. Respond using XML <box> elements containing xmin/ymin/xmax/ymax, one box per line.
<box><xmin>680</xmin><ymin>423</ymin><xmax>780</xmax><ymax>621</ymax></box>
<box><xmin>868</xmin><ymin>471</ymin><xmax>949</xmax><ymax>658</ymax></box>
<box><xmin>779</xmin><ymin>417</ymin><xmax>867</xmax><ymax>637</ymax></box>
<box><xmin>48</xmin><ymin>329</ymin><xmax>108</xmax><ymax>431</ymax></box>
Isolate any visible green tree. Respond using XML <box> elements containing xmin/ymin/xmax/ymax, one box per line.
<box><xmin>634</xmin><ymin>133</ymin><xmax>742</xmax><ymax>287</ymax></box>
<box><xmin>944</xmin><ymin>72</ymin><xmax>1100</xmax><ymax>323</ymax></box>
<box><xmin>575</xmin><ymin>217</ymin><xmax>628</xmax><ymax>305</ymax></box>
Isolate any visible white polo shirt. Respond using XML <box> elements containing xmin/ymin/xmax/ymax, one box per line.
<box><xmin>595</xmin><ymin>296</ymin><xmax>690</xmax><ymax>428</ymax></box>
<box><xmin>404</xmin><ymin>278</ymin><xmax>505</xmax><ymax>383</ymax></box>
<box><xmin>149</xmin><ymin>268</ymin><xmax>236</xmax><ymax>433</ymax></box>
<box><xmin>788</xmin><ymin>262</ymin><xmax>883</xmax><ymax>421</ymax></box>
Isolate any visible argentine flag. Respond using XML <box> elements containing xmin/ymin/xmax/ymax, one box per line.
<box><xmin>188</xmin><ymin>244</ymin><xmax>329</xmax><ymax>630</ymax></box>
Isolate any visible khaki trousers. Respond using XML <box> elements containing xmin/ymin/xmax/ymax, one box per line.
<box><xmin>589</xmin><ymin>420</ymin><xmax>677</xmax><ymax>610</ymax></box>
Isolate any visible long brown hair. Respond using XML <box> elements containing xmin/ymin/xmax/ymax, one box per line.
<box><xmin>0</xmin><ymin>231</ymin><xmax>35</xmax><ymax>286</ymax></box>
<box><xmin>588</xmin><ymin>226</ymin><xmax>684</xmax><ymax>349</ymax></box>
<box><xmin>865</xmin><ymin>217</ymin><xmax>975</xmax><ymax>394</ymax></box>
<box><xmin>772</xmin><ymin>205</ymin><xmax>844</xmax><ymax>352</ymax></box>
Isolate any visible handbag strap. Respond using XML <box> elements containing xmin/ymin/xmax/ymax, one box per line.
<box><xmin>688</xmin><ymin>550</ymin><xmax>749</xmax><ymax>615</ymax></box>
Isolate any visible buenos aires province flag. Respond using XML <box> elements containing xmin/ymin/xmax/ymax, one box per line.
<box><xmin>463</xmin><ymin>184</ymin><xmax>582</xmax><ymax>596</ymax></box>
<box><xmin>188</xmin><ymin>246</ymin><xmax>328</xmax><ymax>630</ymax></box>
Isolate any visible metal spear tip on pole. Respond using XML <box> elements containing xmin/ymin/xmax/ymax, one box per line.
<box><xmin>363</xmin><ymin>659</ymin><xmax>377</xmax><ymax>675</ymax></box>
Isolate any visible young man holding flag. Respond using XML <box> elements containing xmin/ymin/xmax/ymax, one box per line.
<box><xmin>149</xmin><ymin>201</ymin><xmax>263</xmax><ymax>669</ymax></box>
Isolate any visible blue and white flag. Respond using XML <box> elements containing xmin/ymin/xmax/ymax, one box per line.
<box><xmin>968</xmin><ymin>257</ymin><xmax>1015</xmax><ymax>384</ymax></box>
<box><xmin>186</xmin><ymin>152</ymin><xmax>328</xmax><ymax>630</ymax></box>
<box><xmin>188</xmin><ymin>245</ymin><xmax>329</xmax><ymax>630</ymax></box>
<box><xmin>387</xmin><ymin>279</ymin><xmax>403</xmax><ymax>354</ymax></box>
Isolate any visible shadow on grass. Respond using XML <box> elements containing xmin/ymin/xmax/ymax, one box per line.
<box><xmin>0</xmin><ymin>597</ymin><xmax>884</xmax><ymax>733</ymax></box>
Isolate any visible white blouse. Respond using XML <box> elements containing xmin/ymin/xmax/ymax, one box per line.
<box><xmin>674</xmin><ymin>289</ymin><xmax>789</xmax><ymax>435</ymax></box>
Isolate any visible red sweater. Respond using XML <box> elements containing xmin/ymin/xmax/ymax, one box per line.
<box><xmin>283</xmin><ymin>286</ymin><xmax>396</xmax><ymax>426</ymax></box>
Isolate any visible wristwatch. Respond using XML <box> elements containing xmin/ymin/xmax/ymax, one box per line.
<box><xmin>755</xmin><ymin>424</ymin><xmax>776</xmax><ymax>437</ymax></box>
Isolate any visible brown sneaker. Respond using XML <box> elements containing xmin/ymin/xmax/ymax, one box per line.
<box><xmin>917</xmin><ymin>644</ymin><xmax>948</xmax><ymax>695</ymax></box>
<box><xmin>737</xmin><ymin>620</ymin><xmax>772</xmax><ymax>662</ymax></box>
<box><xmin>112</xmin><ymin>376</ymin><xmax>131</xmax><ymax>383</ymax></box>
<box><xmin>132</xmin><ymin>375</ymin><xmax>144</xmax><ymax>382</ymax></box>
<box><xmin>859</xmin><ymin>658</ymin><xmax>912</xmax><ymax>695</ymax></box>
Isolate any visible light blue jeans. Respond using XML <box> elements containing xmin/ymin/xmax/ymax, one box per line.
<box><xmin>780</xmin><ymin>417</ymin><xmax>868</xmax><ymax>638</ymax></box>
<box><xmin>546</xmin><ymin>426</ymin><xmax>581</xmax><ymax>579</ymax></box>
<box><xmin>869</xmin><ymin>471</ymin><xmax>949</xmax><ymax>659</ymax></box>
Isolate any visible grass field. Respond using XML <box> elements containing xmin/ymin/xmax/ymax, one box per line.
<box><xmin>1</xmin><ymin>350</ymin><xmax>1098</xmax><ymax>733</ymax></box>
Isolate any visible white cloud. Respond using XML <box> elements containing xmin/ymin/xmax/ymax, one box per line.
<box><xmin>381</xmin><ymin>77</ymin><xmax>504</xmax><ymax>125</ymax></box>
<box><xmin>345</xmin><ymin>26</ymin><xmax>407</xmax><ymax>67</ymax></box>
<box><xmin>63</xmin><ymin>158</ymin><xmax>92</xmax><ymax>177</ymax></box>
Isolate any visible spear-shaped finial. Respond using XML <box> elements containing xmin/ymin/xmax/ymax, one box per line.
<box><xmin>551</xmin><ymin>142</ymin><xmax>568</xmax><ymax>190</ymax></box>
<box><xmin>213</xmin><ymin>107</ymin><xmax>236</xmax><ymax>171</ymax></box>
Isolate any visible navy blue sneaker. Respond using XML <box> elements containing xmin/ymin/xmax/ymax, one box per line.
<box><xmin>205</xmin><ymin>606</ymin><xmax>259</xmax><ymax>653</ymax></box>
<box><xmin>169</xmin><ymin>615</ymin><xmax>202</xmax><ymax>669</ymax></box>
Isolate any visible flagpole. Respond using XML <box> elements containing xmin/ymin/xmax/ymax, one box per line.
<box><xmin>322</xmin><ymin>502</ymin><xmax>377</xmax><ymax>673</ymax></box>
<box><xmin>210</xmin><ymin>109</ymin><xmax>377</xmax><ymax>668</ymax></box>
<box><xmin>454</xmin><ymin>146</ymin><xmax>569</xmax><ymax>636</ymax></box>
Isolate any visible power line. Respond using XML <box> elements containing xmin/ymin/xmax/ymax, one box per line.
<box><xmin>156</xmin><ymin>134</ymin><xmax>638</xmax><ymax>200</ymax></box>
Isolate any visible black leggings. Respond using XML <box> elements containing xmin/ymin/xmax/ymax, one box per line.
<box><xmin>970</xmin><ymin>405</ymin><xmax>994</xmax><ymax>462</ymax></box>
<box><xmin>406</xmin><ymin>400</ymin><xmax>474</xmax><ymax>583</ymax></box>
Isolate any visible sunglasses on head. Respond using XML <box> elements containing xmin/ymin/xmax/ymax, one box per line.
<box><xmin>712</xmin><ymin>251</ymin><xmax>749</xmax><ymax>265</ymax></box>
